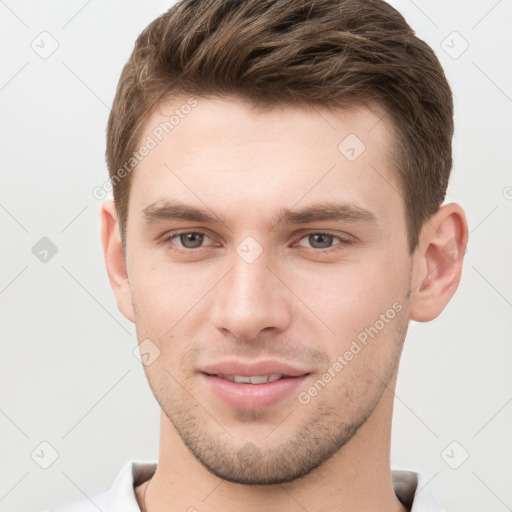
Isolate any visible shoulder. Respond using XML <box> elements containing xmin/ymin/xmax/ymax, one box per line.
<box><xmin>45</xmin><ymin>460</ymin><xmax>157</xmax><ymax>512</ymax></box>
<box><xmin>392</xmin><ymin>468</ymin><xmax>446</xmax><ymax>512</ymax></box>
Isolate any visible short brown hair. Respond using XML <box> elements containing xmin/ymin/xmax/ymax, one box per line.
<box><xmin>106</xmin><ymin>0</ymin><xmax>453</xmax><ymax>253</ymax></box>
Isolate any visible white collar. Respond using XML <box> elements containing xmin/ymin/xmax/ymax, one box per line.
<box><xmin>50</xmin><ymin>459</ymin><xmax>444</xmax><ymax>511</ymax></box>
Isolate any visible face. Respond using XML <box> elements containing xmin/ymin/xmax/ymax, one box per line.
<box><xmin>122</xmin><ymin>96</ymin><xmax>413</xmax><ymax>484</ymax></box>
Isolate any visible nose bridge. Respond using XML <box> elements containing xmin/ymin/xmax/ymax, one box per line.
<box><xmin>211</xmin><ymin>240</ymin><xmax>291</xmax><ymax>339</ymax></box>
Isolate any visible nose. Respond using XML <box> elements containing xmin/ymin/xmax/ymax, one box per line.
<box><xmin>210</xmin><ymin>245</ymin><xmax>292</xmax><ymax>341</ymax></box>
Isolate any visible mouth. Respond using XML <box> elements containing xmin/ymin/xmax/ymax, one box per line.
<box><xmin>204</xmin><ymin>373</ymin><xmax>297</xmax><ymax>384</ymax></box>
<box><xmin>200</xmin><ymin>371</ymin><xmax>311</xmax><ymax>410</ymax></box>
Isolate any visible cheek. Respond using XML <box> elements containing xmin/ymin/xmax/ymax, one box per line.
<box><xmin>130</xmin><ymin>261</ymin><xmax>214</xmax><ymax>369</ymax></box>
<box><xmin>130</xmin><ymin>258</ymin><xmax>205</xmax><ymax>322</ymax></box>
<box><xmin>304</xmin><ymin>256</ymin><xmax>407</xmax><ymax>330</ymax></box>
<box><xmin>294</xmin><ymin>254</ymin><xmax>409</xmax><ymax>372</ymax></box>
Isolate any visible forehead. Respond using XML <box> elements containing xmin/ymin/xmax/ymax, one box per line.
<box><xmin>128</xmin><ymin>95</ymin><xmax>401</xmax><ymax>229</ymax></box>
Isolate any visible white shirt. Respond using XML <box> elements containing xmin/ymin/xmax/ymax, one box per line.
<box><xmin>48</xmin><ymin>460</ymin><xmax>445</xmax><ymax>512</ymax></box>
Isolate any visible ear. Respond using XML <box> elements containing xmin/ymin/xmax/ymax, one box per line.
<box><xmin>409</xmin><ymin>203</ymin><xmax>469</xmax><ymax>322</ymax></box>
<box><xmin>100</xmin><ymin>199</ymin><xmax>135</xmax><ymax>323</ymax></box>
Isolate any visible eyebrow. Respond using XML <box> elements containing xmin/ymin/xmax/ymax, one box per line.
<box><xmin>140</xmin><ymin>200</ymin><xmax>378</xmax><ymax>228</ymax></box>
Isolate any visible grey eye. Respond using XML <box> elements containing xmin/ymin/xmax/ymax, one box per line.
<box><xmin>302</xmin><ymin>233</ymin><xmax>336</xmax><ymax>249</ymax></box>
<box><xmin>175</xmin><ymin>232</ymin><xmax>208</xmax><ymax>249</ymax></box>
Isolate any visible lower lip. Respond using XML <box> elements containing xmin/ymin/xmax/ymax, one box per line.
<box><xmin>201</xmin><ymin>373</ymin><xmax>310</xmax><ymax>410</ymax></box>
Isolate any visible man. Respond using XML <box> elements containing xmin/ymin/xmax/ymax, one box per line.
<box><xmin>51</xmin><ymin>0</ymin><xmax>468</xmax><ymax>510</ymax></box>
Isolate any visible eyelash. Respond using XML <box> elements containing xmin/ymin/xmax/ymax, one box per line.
<box><xmin>159</xmin><ymin>230</ymin><xmax>353</xmax><ymax>254</ymax></box>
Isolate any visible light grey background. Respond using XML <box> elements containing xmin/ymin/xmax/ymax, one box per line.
<box><xmin>1</xmin><ymin>1</ymin><xmax>511</xmax><ymax>511</ymax></box>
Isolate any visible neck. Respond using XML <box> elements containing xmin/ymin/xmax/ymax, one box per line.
<box><xmin>139</xmin><ymin>376</ymin><xmax>407</xmax><ymax>512</ymax></box>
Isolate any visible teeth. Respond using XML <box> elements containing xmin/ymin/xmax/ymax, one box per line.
<box><xmin>218</xmin><ymin>374</ymin><xmax>282</xmax><ymax>384</ymax></box>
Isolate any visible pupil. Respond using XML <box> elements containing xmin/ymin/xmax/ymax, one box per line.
<box><xmin>310</xmin><ymin>233</ymin><xmax>332</xmax><ymax>249</ymax></box>
<box><xmin>181</xmin><ymin>232</ymin><xmax>204</xmax><ymax>248</ymax></box>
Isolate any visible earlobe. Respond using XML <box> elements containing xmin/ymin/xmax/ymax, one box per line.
<box><xmin>409</xmin><ymin>203</ymin><xmax>469</xmax><ymax>322</ymax></box>
<box><xmin>100</xmin><ymin>200</ymin><xmax>135</xmax><ymax>323</ymax></box>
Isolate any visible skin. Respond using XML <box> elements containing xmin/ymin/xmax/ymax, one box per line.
<box><xmin>101</xmin><ymin>96</ymin><xmax>468</xmax><ymax>512</ymax></box>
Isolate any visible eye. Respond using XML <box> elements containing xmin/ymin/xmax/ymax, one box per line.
<box><xmin>162</xmin><ymin>231</ymin><xmax>213</xmax><ymax>250</ymax></box>
<box><xmin>296</xmin><ymin>232</ymin><xmax>352</xmax><ymax>251</ymax></box>
<box><xmin>159</xmin><ymin>230</ymin><xmax>353</xmax><ymax>254</ymax></box>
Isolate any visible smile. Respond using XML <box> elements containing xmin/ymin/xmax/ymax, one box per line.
<box><xmin>213</xmin><ymin>374</ymin><xmax>284</xmax><ymax>384</ymax></box>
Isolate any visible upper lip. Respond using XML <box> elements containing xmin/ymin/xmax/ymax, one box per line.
<box><xmin>200</xmin><ymin>360</ymin><xmax>310</xmax><ymax>378</ymax></box>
